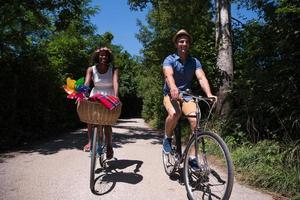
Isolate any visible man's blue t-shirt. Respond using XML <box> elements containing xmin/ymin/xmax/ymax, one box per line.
<box><xmin>163</xmin><ymin>53</ymin><xmax>202</xmax><ymax>96</ymax></box>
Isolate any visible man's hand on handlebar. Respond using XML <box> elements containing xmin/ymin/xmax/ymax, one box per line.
<box><xmin>170</xmin><ymin>87</ymin><xmax>179</xmax><ymax>100</ymax></box>
<box><xmin>207</xmin><ymin>94</ymin><xmax>218</xmax><ymax>102</ymax></box>
<box><xmin>170</xmin><ymin>89</ymin><xmax>218</xmax><ymax>103</ymax></box>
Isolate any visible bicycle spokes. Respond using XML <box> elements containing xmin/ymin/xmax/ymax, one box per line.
<box><xmin>184</xmin><ymin>132</ymin><xmax>234</xmax><ymax>200</ymax></box>
<box><xmin>162</xmin><ymin>152</ymin><xmax>177</xmax><ymax>175</ymax></box>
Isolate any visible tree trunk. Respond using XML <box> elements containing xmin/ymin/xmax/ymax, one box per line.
<box><xmin>215</xmin><ymin>0</ymin><xmax>233</xmax><ymax>117</ymax></box>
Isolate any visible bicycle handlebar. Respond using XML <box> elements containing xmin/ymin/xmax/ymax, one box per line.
<box><xmin>179</xmin><ymin>90</ymin><xmax>217</xmax><ymax>103</ymax></box>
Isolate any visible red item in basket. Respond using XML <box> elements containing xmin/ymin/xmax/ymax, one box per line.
<box><xmin>89</xmin><ymin>94</ymin><xmax>120</xmax><ymax>110</ymax></box>
<box><xmin>67</xmin><ymin>92</ymin><xmax>85</xmax><ymax>101</ymax></box>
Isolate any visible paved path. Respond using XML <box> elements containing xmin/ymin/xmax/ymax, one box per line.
<box><xmin>0</xmin><ymin>118</ymin><xmax>274</xmax><ymax>200</ymax></box>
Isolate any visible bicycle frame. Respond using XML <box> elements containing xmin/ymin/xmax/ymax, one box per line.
<box><xmin>163</xmin><ymin>91</ymin><xmax>234</xmax><ymax>200</ymax></box>
<box><xmin>173</xmin><ymin>92</ymin><xmax>216</xmax><ymax>168</ymax></box>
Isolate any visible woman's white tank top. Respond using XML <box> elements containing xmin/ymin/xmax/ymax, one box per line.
<box><xmin>90</xmin><ymin>65</ymin><xmax>114</xmax><ymax>96</ymax></box>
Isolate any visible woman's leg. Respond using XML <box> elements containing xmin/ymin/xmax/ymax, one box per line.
<box><xmin>105</xmin><ymin>125</ymin><xmax>114</xmax><ymax>159</ymax></box>
<box><xmin>84</xmin><ymin>123</ymin><xmax>92</xmax><ymax>151</ymax></box>
<box><xmin>104</xmin><ymin>126</ymin><xmax>112</xmax><ymax>146</ymax></box>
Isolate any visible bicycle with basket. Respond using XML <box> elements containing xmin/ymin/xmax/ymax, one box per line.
<box><xmin>76</xmin><ymin>99</ymin><xmax>122</xmax><ymax>193</ymax></box>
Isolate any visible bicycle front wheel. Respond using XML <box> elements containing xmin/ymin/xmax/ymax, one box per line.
<box><xmin>183</xmin><ymin>131</ymin><xmax>234</xmax><ymax>200</ymax></box>
<box><xmin>90</xmin><ymin>126</ymin><xmax>99</xmax><ymax>192</ymax></box>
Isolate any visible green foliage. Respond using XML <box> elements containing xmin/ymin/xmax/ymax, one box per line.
<box><xmin>292</xmin><ymin>193</ymin><xmax>300</xmax><ymax>200</ymax></box>
<box><xmin>0</xmin><ymin>0</ymin><xmax>142</xmax><ymax>149</ymax></box>
<box><xmin>229</xmin><ymin>0</ymin><xmax>300</xmax><ymax>142</ymax></box>
<box><xmin>232</xmin><ymin>140</ymin><xmax>300</xmax><ymax>197</ymax></box>
<box><xmin>0</xmin><ymin>0</ymin><xmax>98</xmax><ymax>149</ymax></box>
<box><xmin>128</xmin><ymin>0</ymin><xmax>216</xmax><ymax>127</ymax></box>
<box><xmin>115</xmin><ymin>51</ymin><xmax>143</xmax><ymax>118</ymax></box>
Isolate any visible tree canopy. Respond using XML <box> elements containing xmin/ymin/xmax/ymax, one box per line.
<box><xmin>0</xmin><ymin>0</ymin><xmax>141</xmax><ymax>148</ymax></box>
<box><xmin>128</xmin><ymin>0</ymin><xmax>300</xmax><ymax>142</ymax></box>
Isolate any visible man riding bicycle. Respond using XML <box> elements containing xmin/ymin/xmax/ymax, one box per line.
<box><xmin>162</xmin><ymin>29</ymin><xmax>217</xmax><ymax>170</ymax></box>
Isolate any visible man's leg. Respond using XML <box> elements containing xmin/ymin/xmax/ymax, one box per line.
<box><xmin>165</xmin><ymin>112</ymin><xmax>181</xmax><ymax>137</ymax></box>
<box><xmin>183</xmin><ymin>101</ymin><xmax>200</xmax><ymax>170</ymax></box>
<box><xmin>182</xmin><ymin>100</ymin><xmax>197</xmax><ymax>132</ymax></box>
<box><xmin>163</xmin><ymin>95</ymin><xmax>181</xmax><ymax>153</ymax></box>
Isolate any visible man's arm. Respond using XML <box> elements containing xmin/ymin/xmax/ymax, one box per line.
<box><xmin>163</xmin><ymin>66</ymin><xmax>179</xmax><ymax>99</ymax></box>
<box><xmin>195</xmin><ymin>68</ymin><xmax>216</xmax><ymax>98</ymax></box>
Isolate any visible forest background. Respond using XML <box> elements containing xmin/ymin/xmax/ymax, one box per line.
<box><xmin>0</xmin><ymin>0</ymin><xmax>299</xmax><ymax>199</ymax></box>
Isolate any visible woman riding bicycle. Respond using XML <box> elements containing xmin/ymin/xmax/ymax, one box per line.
<box><xmin>162</xmin><ymin>29</ymin><xmax>217</xmax><ymax>169</ymax></box>
<box><xmin>83</xmin><ymin>46</ymin><xmax>119</xmax><ymax>160</ymax></box>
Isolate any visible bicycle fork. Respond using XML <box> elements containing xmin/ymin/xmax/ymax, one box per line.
<box><xmin>92</xmin><ymin>126</ymin><xmax>106</xmax><ymax>157</ymax></box>
<box><xmin>193</xmin><ymin>100</ymin><xmax>211</xmax><ymax>175</ymax></box>
<box><xmin>201</xmin><ymin>136</ymin><xmax>211</xmax><ymax>176</ymax></box>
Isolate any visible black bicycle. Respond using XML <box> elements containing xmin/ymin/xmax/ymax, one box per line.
<box><xmin>162</xmin><ymin>91</ymin><xmax>234</xmax><ymax>200</ymax></box>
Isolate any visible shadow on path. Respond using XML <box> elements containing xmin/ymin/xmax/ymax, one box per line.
<box><xmin>92</xmin><ymin>158</ymin><xmax>144</xmax><ymax>195</ymax></box>
<box><xmin>0</xmin><ymin>119</ymin><xmax>163</xmax><ymax>161</ymax></box>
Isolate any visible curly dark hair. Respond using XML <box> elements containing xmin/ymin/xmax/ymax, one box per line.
<box><xmin>91</xmin><ymin>47</ymin><xmax>113</xmax><ymax>65</ymax></box>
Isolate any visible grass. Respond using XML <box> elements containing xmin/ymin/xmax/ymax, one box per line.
<box><xmin>155</xmin><ymin>116</ymin><xmax>300</xmax><ymax>198</ymax></box>
<box><xmin>203</xmin><ymin>118</ymin><xmax>299</xmax><ymax>198</ymax></box>
<box><xmin>230</xmin><ymin>140</ymin><xmax>300</xmax><ymax>198</ymax></box>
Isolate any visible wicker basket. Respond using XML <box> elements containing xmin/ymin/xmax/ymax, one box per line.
<box><xmin>76</xmin><ymin>99</ymin><xmax>122</xmax><ymax>125</ymax></box>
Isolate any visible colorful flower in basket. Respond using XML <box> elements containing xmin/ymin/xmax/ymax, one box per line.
<box><xmin>63</xmin><ymin>77</ymin><xmax>90</xmax><ymax>101</ymax></box>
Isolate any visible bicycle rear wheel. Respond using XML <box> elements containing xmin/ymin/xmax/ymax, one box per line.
<box><xmin>90</xmin><ymin>126</ymin><xmax>99</xmax><ymax>192</ymax></box>
<box><xmin>183</xmin><ymin>131</ymin><xmax>234</xmax><ymax>200</ymax></box>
